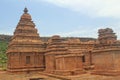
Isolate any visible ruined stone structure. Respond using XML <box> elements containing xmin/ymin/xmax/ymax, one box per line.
<box><xmin>92</xmin><ymin>28</ymin><xmax>120</xmax><ymax>75</ymax></box>
<box><xmin>7</xmin><ymin>8</ymin><xmax>120</xmax><ymax>76</ymax></box>
<box><xmin>98</xmin><ymin>28</ymin><xmax>117</xmax><ymax>44</ymax></box>
<box><xmin>45</xmin><ymin>35</ymin><xmax>69</xmax><ymax>74</ymax></box>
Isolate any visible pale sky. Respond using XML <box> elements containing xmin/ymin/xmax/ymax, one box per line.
<box><xmin>0</xmin><ymin>0</ymin><xmax>120</xmax><ymax>39</ymax></box>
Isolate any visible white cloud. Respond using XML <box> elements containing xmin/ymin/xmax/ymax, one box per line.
<box><xmin>41</xmin><ymin>0</ymin><xmax>120</xmax><ymax>18</ymax></box>
<box><xmin>38</xmin><ymin>0</ymin><xmax>120</xmax><ymax>39</ymax></box>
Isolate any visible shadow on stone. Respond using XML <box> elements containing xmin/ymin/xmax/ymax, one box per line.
<box><xmin>29</xmin><ymin>78</ymin><xmax>45</xmax><ymax>80</ymax></box>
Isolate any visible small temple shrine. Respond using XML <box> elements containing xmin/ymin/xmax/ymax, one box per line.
<box><xmin>92</xmin><ymin>28</ymin><xmax>120</xmax><ymax>75</ymax></box>
<box><xmin>6</xmin><ymin>8</ymin><xmax>120</xmax><ymax>76</ymax></box>
<box><xmin>7</xmin><ymin>8</ymin><xmax>45</xmax><ymax>72</ymax></box>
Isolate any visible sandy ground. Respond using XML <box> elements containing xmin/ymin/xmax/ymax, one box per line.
<box><xmin>69</xmin><ymin>74</ymin><xmax>120</xmax><ymax>80</ymax></box>
<box><xmin>0</xmin><ymin>71</ymin><xmax>120</xmax><ymax>80</ymax></box>
<box><xmin>0</xmin><ymin>71</ymin><xmax>60</xmax><ymax>80</ymax></box>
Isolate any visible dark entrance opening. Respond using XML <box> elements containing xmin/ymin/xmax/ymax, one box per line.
<box><xmin>89</xmin><ymin>51</ymin><xmax>92</xmax><ymax>65</ymax></box>
<box><xmin>82</xmin><ymin>55</ymin><xmax>85</xmax><ymax>63</ymax></box>
<box><xmin>29</xmin><ymin>78</ymin><xmax>44</xmax><ymax>80</ymax></box>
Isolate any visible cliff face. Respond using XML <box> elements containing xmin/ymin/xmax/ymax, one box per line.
<box><xmin>0</xmin><ymin>34</ymin><xmax>12</xmax><ymax>42</ymax></box>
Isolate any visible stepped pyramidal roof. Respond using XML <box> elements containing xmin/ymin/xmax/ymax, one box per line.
<box><xmin>7</xmin><ymin>8</ymin><xmax>43</xmax><ymax>53</ymax></box>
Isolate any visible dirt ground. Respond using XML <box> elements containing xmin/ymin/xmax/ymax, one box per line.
<box><xmin>0</xmin><ymin>71</ymin><xmax>60</xmax><ymax>80</ymax></box>
<box><xmin>0</xmin><ymin>71</ymin><xmax>120</xmax><ymax>80</ymax></box>
<box><xmin>68</xmin><ymin>74</ymin><xmax>120</xmax><ymax>80</ymax></box>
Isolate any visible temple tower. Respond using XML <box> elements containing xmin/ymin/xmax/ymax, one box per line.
<box><xmin>98</xmin><ymin>28</ymin><xmax>117</xmax><ymax>44</ymax></box>
<box><xmin>7</xmin><ymin>8</ymin><xmax>45</xmax><ymax>72</ymax></box>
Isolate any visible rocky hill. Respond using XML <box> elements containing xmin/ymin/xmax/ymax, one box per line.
<box><xmin>0</xmin><ymin>34</ymin><xmax>96</xmax><ymax>42</ymax></box>
<box><xmin>0</xmin><ymin>34</ymin><xmax>12</xmax><ymax>42</ymax></box>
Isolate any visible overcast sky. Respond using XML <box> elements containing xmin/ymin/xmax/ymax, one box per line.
<box><xmin>0</xmin><ymin>0</ymin><xmax>120</xmax><ymax>39</ymax></box>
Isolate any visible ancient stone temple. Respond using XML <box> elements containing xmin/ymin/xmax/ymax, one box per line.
<box><xmin>6</xmin><ymin>8</ymin><xmax>120</xmax><ymax>76</ymax></box>
<box><xmin>7</xmin><ymin>8</ymin><xmax>45</xmax><ymax>72</ymax></box>
<box><xmin>92</xmin><ymin>28</ymin><xmax>120</xmax><ymax>75</ymax></box>
<box><xmin>44</xmin><ymin>35</ymin><xmax>96</xmax><ymax>75</ymax></box>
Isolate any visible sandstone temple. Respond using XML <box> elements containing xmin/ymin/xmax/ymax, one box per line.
<box><xmin>6</xmin><ymin>8</ymin><xmax>120</xmax><ymax>76</ymax></box>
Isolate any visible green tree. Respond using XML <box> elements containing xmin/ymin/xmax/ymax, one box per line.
<box><xmin>0</xmin><ymin>41</ymin><xmax>8</xmax><ymax>69</ymax></box>
<box><xmin>0</xmin><ymin>53</ymin><xmax>7</xmax><ymax>68</ymax></box>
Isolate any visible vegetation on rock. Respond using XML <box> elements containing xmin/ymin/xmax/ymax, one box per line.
<box><xmin>0</xmin><ymin>41</ymin><xmax>7</xmax><ymax>70</ymax></box>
